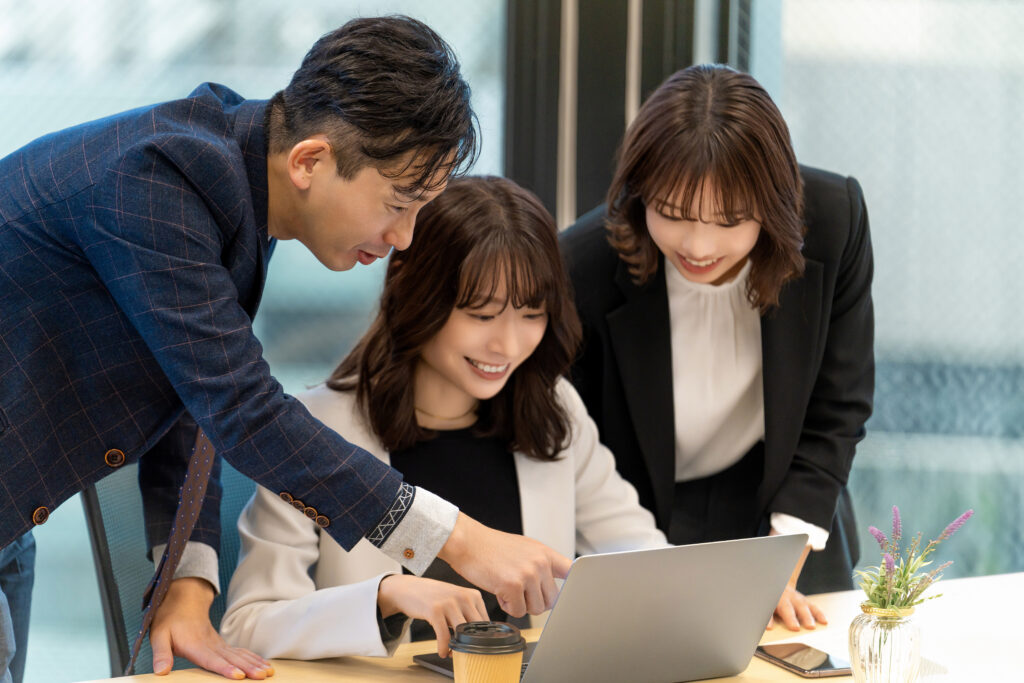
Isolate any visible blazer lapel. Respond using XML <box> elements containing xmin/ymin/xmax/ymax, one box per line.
<box><xmin>514</xmin><ymin>452</ymin><xmax>576</xmax><ymax>557</ymax></box>
<box><xmin>606</xmin><ymin>260</ymin><xmax>676</xmax><ymax>526</ymax></box>
<box><xmin>759</xmin><ymin>258</ymin><xmax>823</xmax><ymax>510</ymax></box>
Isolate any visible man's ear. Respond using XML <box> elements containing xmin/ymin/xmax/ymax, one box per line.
<box><xmin>286</xmin><ymin>137</ymin><xmax>333</xmax><ymax>190</ymax></box>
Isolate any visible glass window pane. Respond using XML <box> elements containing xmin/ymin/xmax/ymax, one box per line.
<box><xmin>750</xmin><ymin>0</ymin><xmax>1024</xmax><ymax>578</ymax></box>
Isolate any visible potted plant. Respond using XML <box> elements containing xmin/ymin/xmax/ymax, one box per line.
<box><xmin>849</xmin><ymin>506</ymin><xmax>973</xmax><ymax>683</ymax></box>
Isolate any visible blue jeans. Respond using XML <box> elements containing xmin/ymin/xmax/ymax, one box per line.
<box><xmin>1</xmin><ymin>589</ymin><xmax>13</xmax><ymax>683</ymax></box>
<box><xmin>0</xmin><ymin>532</ymin><xmax>35</xmax><ymax>683</ymax></box>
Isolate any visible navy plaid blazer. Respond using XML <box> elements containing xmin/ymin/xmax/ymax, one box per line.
<box><xmin>0</xmin><ymin>83</ymin><xmax>402</xmax><ymax>553</ymax></box>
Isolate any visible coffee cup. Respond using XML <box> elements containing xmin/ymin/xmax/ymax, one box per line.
<box><xmin>449</xmin><ymin>621</ymin><xmax>526</xmax><ymax>683</ymax></box>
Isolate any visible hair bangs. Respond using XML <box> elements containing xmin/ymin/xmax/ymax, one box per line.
<box><xmin>638</xmin><ymin>134</ymin><xmax>759</xmax><ymax>224</ymax></box>
<box><xmin>455</xmin><ymin>235</ymin><xmax>555</xmax><ymax>312</ymax></box>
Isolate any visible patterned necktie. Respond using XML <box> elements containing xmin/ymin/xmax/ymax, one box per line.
<box><xmin>126</xmin><ymin>429</ymin><xmax>215</xmax><ymax>675</ymax></box>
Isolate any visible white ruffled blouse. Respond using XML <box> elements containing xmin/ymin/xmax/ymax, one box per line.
<box><xmin>665</xmin><ymin>259</ymin><xmax>828</xmax><ymax>549</ymax></box>
<box><xmin>666</xmin><ymin>259</ymin><xmax>765</xmax><ymax>482</ymax></box>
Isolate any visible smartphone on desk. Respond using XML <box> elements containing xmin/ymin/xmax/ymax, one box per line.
<box><xmin>755</xmin><ymin>642</ymin><xmax>852</xmax><ymax>678</ymax></box>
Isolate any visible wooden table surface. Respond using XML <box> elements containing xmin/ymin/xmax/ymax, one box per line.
<box><xmin>76</xmin><ymin>572</ymin><xmax>1024</xmax><ymax>682</ymax></box>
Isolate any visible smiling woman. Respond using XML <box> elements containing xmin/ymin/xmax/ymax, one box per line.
<box><xmin>416</xmin><ymin>295</ymin><xmax>549</xmax><ymax>429</ymax></box>
<box><xmin>328</xmin><ymin>174</ymin><xmax>580</xmax><ymax>459</ymax></box>
<box><xmin>644</xmin><ymin>180</ymin><xmax>762</xmax><ymax>286</ymax></box>
<box><xmin>561</xmin><ymin>63</ymin><xmax>875</xmax><ymax>633</ymax></box>
<box><xmin>604</xmin><ymin>64</ymin><xmax>806</xmax><ymax>312</ymax></box>
<box><xmin>219</xmin><ymin>175</ymin><xmax>668</xmax><ymax>659</ymax></box>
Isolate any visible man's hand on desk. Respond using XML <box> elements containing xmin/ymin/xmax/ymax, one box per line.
<box><xmin>438</xmin><ymin>513</ymin><xmax>572</xmax><ymax>618</ymax></box>
<box><xmin>150</xmin><ymin>577</ymin><xmax>275</xmax><ymax>679</ymax></box>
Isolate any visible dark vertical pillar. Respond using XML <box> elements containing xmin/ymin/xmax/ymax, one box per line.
<box><xmin>574</xmin><ymin>0</ymin><xmax>629</xmax><ymax>215</ymax></box>
<box><xmin>505</xmin><ymin>0</ymin><xmax>746</xmax><ymax>220</ymax></box>
<box><xmin>640</xmin><ymin>0</ymin><xmax>697</xmax><ymax>99</ymax></box>
<box><xmin>504</xmin><ymin>0</ymin><xmax>562</xmax><ymax>216</ymax></box>
<box><xmin>716</xmin><ymin>0</ymin><xmax>731</xmax><ymax>64</ymax></box>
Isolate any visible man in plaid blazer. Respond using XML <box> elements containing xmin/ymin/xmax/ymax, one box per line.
<box><xmin>0</xmin><ymin>17</ymin><xmax>570</xmax><ymax>681</ymax></box>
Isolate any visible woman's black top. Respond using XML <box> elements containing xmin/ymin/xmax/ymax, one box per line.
<box><xmin>388</xmin><ymin>427</ymin><xmax>527</xmax><ymax>641</ymax></box>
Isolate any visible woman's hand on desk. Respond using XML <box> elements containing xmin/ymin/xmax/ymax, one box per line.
<box><xmin>768</xmin><ymin>585</ymin><xmax>827</xmax><ymax>631</ymax></box>
<box><xmin>766</xmin><ymin>533</ymin><xmax>828</xmax><ymax>631</ymax></box>
<box><xmin>378</xmin><ymin>574</ymin><xmax>488</xmax><ymax>657</ymax></box>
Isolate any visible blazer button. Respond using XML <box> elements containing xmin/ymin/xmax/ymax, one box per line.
<box><xmin>32</xmin><ymin>506</ymin><xmax>50</xmax><ymax>526</ymax></box>
<box><xmin>104</xmin><ymin>448</ymin><xmax>126</xmax><ymax>468</ymax></box>
<box><xmin>303</xmin><ymin>506</ymin><xmax>318</xmax><ymax>519</ymax></box>
<box><xmin>291</xmin><ymin>499</ymin><xmax>305</xmax><ymax>511</ymax></box>
<box><xmin>314</xmin><ymin>515</ymin><xmax>330</xmax><ymax>529</ymax></box>
<box><xmin>279</xmin><ymin>492</ymin><xmax>293</xmax><ymax>504</ymax></box>
<box><xmin>403</xmin><ymin>548</ymin><xmax>415</xmax><ymax>560</ymax></box>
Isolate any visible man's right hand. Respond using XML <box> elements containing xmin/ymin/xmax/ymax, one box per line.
<box><xmin>437</xmin><ymin>513</ymin><xmax>572</xmax><ymax>617</ymax></box>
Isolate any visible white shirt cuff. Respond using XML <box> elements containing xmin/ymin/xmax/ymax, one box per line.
<box><xmin>770</xmin><ymin>513</ymin><xmax>830</xmax><ymax>551</ymax></box>
<box><xmin>376</xmin><ymin>486</ymin><xmax>459</xmax><ymax>576</ymax></box>
<box><xmin>151</xmin><ymin>540</ymin><xmax>221</xmax><ymax>594</ymax></box>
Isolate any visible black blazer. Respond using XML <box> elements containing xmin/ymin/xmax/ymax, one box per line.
<box><xmin>560</xmin><ymin>166</ymin><xmax>874</xmax><ymax>545</ymax></box>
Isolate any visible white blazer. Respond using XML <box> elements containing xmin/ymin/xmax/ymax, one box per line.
<box><xmin>221</xmin><ymin>378</ymin><xmax>667</xmax><ymax>660</ymax></box>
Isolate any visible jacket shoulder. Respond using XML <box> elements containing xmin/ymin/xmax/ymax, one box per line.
<box><xmin>799</xmin><ymin>165</ymin><xmax>867</xmax><ymax>262</ymax></box>
<box><xmin>560</xmin><ymin>205</ymin><xmax>618</xmax><ymax>271</ymax></box>
<box><xmin>553</xmin><ymin>376</ymin><xmax>588</xmax><ymax>418</ymax></box>
<box><xmin>559</xmin><ymin>205</ymin><xmax>624</xmax><ymax>316</ymax></box>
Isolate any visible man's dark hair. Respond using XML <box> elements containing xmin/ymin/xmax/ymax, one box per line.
<box><xmin>267</xmin><ymin>15</ymin><xmax>478</xmax><ymax>194</ymax></box>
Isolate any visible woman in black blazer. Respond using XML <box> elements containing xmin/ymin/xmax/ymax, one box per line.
<box><xmin>561</xmin><ymin>64</ymin><xmax>874</xmax><ymax>630</ymax></box>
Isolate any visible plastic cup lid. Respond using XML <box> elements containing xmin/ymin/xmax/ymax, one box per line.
<box><xmin>449</xmin><ymin>621</ymin><xmax>526</xmax><ymax>655</ymax></box>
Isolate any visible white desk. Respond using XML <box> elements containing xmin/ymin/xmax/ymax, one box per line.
<box><xmin>77</xmin><ymin>572</ymin><xmax>1024</xmax><ymax>682</ymax></box>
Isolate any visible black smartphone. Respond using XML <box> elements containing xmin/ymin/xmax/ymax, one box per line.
<box><xmin>755</xmin><ymin>642</ymin><xmax>852</xmax><ymax>678</ymax></box>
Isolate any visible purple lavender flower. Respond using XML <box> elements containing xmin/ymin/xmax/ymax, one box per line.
<box><xmin>938</xmin><ymin>509</ymin><xmax>974</xmax><ymax>542</ymax></box>
<box><xmin>868</xmin><ymin>525</ymin><xmax>888</xmax><ymax>550</ymax></box>
<box><xmin>861</xmin><ymin>505</ymin><xmax>973</xmax><ymax>608</ymax></box>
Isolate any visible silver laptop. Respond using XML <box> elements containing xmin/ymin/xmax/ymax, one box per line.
<box><xmin>415</xmin><ymin>533</ymin><xmax>807</xmax><ymax>682</ymax></box>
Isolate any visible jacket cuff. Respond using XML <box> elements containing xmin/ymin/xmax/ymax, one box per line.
<box><xmin>770</xmin><ymin>512</ymin><xmax>829</xmax><ymax>551</ymax></box>
<box><xmin>769</xmin><ymin>464</ymin><xmax>843</xmax><ymax>532</ymax></box>
<box><xmin>372</xmin><ymin>485</ymin><xmax>459</xmax><ymax>576</ymax></box>
<box><xmin>151</xmin><ymin>540</ymin><xmax>220</xmax><ymax>594</ymax></box>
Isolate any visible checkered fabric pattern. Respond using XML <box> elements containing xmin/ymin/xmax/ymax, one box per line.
<box><xmin>0</xmin><ymin>83</ymin><xmax>405</xmax><ymax>558</ymax></box>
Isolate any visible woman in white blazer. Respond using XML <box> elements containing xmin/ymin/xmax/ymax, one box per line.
<box><xmin>220</xmin><ymin>176</ymin><xmax>667</xmax><ymax>661</ymax></box>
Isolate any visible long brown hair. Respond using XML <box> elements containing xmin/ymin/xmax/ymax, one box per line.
<box><xmin>607</xmin><ymin>64</ymin><xmax>805</xmax><ymax>311</ymax></box>
<box><xmin>329</xmin><ymin>176</ymin><xmax>582</xmax><ymax>460</ymax></box>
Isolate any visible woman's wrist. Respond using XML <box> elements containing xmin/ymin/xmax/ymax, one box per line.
<box><xmin>376</xmin><ymin>573</ymin><xmax>403</xmax><ymax>618</ymax></box>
